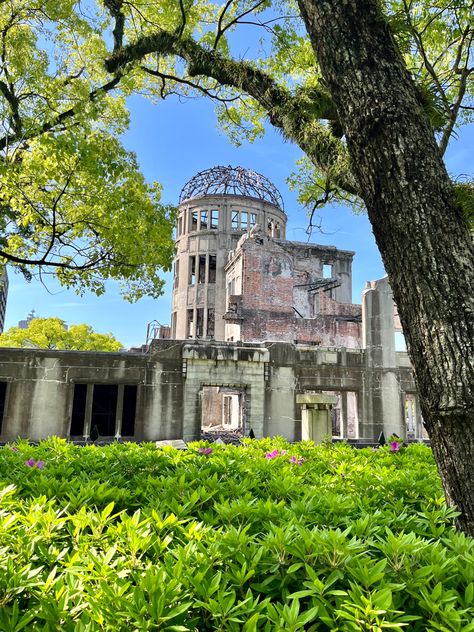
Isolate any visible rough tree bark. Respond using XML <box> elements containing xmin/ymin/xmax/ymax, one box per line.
<box><xmin>297</xmin><ymin>0</ymin><xmax>474</xmax><ymax>534</ymax></box>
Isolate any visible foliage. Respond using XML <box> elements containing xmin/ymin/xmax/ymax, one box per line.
<box><xmin>0</xmin><ymin>317</ymin><xmax>122</xmax><ymax>351</ymax></box>
<box><xmin>0</xmin><ymin>438</ymin><xmax>473</xmax><ymax>630</ymax></box>
<box><xmin>0</xmin><ymin>1</ymin><xmax>175</xmax><ymax>299</ymax></box>
<box><xmin>98</xmin><ymin>0</ymin><xmax>473</xmax><ymax>225</ymax></box>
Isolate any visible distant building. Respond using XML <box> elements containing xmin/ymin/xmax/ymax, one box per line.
<box><xmin>0</xmin><ymin>267</ymin><xmax>8</xmax><ymax>334</ymax></box>
<box><xmin>18</xmin><ymin>309</ymin><xmax>36</xmax><ymax>330</ymax></box>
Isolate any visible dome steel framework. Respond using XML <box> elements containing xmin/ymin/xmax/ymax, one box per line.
<box><xmin>179</xmin><ymin>165</ymin><xmax>284</xmax><ymax>209</ymax></box>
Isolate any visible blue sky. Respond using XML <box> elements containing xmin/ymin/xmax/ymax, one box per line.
<box><xmin>3</xmin><ymin>92</ymin><xmax>473</xmax><ymax>348</ymax></box>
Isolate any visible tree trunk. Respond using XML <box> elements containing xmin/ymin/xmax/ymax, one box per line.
<box><xmin>297</xmin><ymin>0</ymin><xmax>474</xmax><ymax>534</ymax></box>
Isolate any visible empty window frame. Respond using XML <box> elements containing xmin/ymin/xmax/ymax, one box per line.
<box><xmin>231</xmin><ymin>211</ymin><xmax>239</xmax><ymax>230</ymax></box>
<box><xmin>198</xmin><ymin>254</ymin><xmax>206</xmax><ymax>284</ymax></box>
<box><xmin>323</xmin><ymin>264</ymin><xmax>333</xmax><ymax>279</ymax></box>
<box><xmin>210</xmin><ymin>210</ymin><xmax>219</xmax><ymax>229</ymax></box>
<box><xmin>250</xmin><ymin>213</ymin><xmax>257</xmax><ymax>227</ymax></box>
<box><xmin>191</xmin><ymin>211</ymin><xmax>198</xmax><ymax>231</ymax></box>
<box><xmin>196</xmin><ymin>308</ymin><xmax>204</xmax><ymax>338</ymax></box>
<box><xmin>187</xmin><ymin>309</ymin><xmax>194</xmax><ymax>338</ymax></box>
<box><xmin>0</xmin><ymin>381</ymin><xmax>8</xmax><ymax>434</ymax></box>
<box><xmin>189</xmin><ymin>256</ymin><xmax>196</xmax><ymax>285</ymax></box>
<box><xmin>200</xmin><ymin>210</ymin><xmax>208</xmax><ymax>229</ymax></box>
<box><xmin>69</xmin><ymin>384</ymin><xmax>138</xmax><ymax>438</ymax></box>
<box><xmin>241</xmin><ymin>212</ymin><xmax>248</xmax><ymax>230</ymax></box>
<box><xmin>208</xmin><ymin>255</ymin><xmax>216</xmax><ymax>283</ymax></box>
<box><xmin>207</xmin><ymin>309</ymin><xmax>215</xmax><ymax>338</ymax></box>
<box><xmin>171</xmin><ymin>312</ymin><xmax>177</xmax><ymax>339</ymax></box>
<box><xmin>177</xmin><ymin>216</ymin><xmax>183</xmax><ymax>237</ymax></box>
<box><xmin>173</xmin><ymin>259</ymin><xmax>179</xmax><ymax>289</ymax></box>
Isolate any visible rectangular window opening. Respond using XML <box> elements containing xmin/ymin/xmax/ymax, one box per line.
<box><xmin>231</xmin><ymin>211</ymin><xmax>239</xmax><ymax>230</ymax></box>
<box><xmin>323</xmin><ymin>264</ymin><xmax>333</xmax><ymax>279</ymax></box>
<box><xmin>210</xmin><ymin>210</ymin><xmax>219</xmax><ymax>229</ymax></box>
<box><xmin>0</xmin><ymin>381</ymin><xmax>7</xmax><ymax>435</ymax></box>
<box><xmin>207</xmin><ymin>309</ymin><xmax>215</xmax><ymax>338</ymax></box>
<box><xmin>250</xmin><ymin>213</ymin><xmax>257</xmax><ymax>227</ymax></box>
<box><xmin>70</xmin><ymin>383</ymin><xmax>87</xmax><ymax>436</ymax></box>
<box><xmin>91</xmin><ymin>384</ymin><xmax>118</xmax><ymax>437</ymax></box>
<box><xmin>198</xmin><ymin>254</ymin><xmax>206</xmax><ymax>284</ymax></box>
<box><xmin>189</xmin><ymin>256</ymin><xmax>196</xmax><ymax>285</ymax></box>
<box><xmin>200</xmin><ymin>210</ymin><xmax>208</xmax><ymax>230</ymax></box>
<box><xmin>196</xmin><ymin>308</ymin><xmax>204</xmax><ymax>338</ymax></box>
<box><xmin>208</xmin><ymin>255</ymin><xmax>216</xmax><ymax>283</ymax></box>
<box><xmin>187</xmin><ymin>309</ymin><xmax>194</xmax><ymax>338</ymax></box>
<box><xmin>121</xmin><ymin>385</ymin><xmax>137</xmax><ymax>436</ymax></box>
<box><xmin>173</xmin><ymin>259</ymin><xmax>179</xmax><ymax>289</ymax></box>
<box><xmin>191</xmin><ymin>211</ymin><xmax>198</xmax><ymax>231</ymax></box>
<box><xmin>241</xmin><ymin>212</ymin><xmax>248</xmax><ymax>230</ymax></box>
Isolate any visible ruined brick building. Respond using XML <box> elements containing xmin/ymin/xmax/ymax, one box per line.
<box><xmin>0</xmin><ymin>167</ymin><xmax>425</xmax><ymax>444</ymax></box>
<box><xmin>172</xmin><ymin>166</ymin><xmax>361</xmax><ymax>348</ymax></box>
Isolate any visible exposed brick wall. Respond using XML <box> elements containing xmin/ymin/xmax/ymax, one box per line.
<box><xmin>240</xmin><ymin>308</ymin><xmax>362</xmax><ymax>348</ymax></box>
<box><xmin>230</xmin><ymin>233</ymin><xmax>362</xmax><ymax>348</ymax></box>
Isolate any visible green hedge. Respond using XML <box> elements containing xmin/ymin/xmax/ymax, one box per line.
<box><xmin>0</xmin><ymin>438</ymin><xmax>472</xmax><ymax>631</ymax></box>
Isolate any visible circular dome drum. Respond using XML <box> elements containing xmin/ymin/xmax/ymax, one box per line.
<box><xmin>179</xmin><ymin>165</ymin><xmax>284</xmax><ymax>210</ymax></box>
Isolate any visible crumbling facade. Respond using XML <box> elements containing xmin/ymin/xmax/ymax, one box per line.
<box><xmin>0</xmin><ymin>167</ymin><xmax>425</xmax><ymax>444</ymax></box>
<box><xmin>0</xmin><ymin>275</ymin><xmax>424</xmax><ymax>444</ymax></box>
<box><xmin>224</xmin><ymin>231</ymin><xmax>361</xmax><ymax>347</ymax></box>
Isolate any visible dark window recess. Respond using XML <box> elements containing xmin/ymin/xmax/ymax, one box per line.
<box><xmin>122</xmin><ymin>385</ymin><xmax>137</xmax><ymax>436</ymax></box>
<box><xmin>191</xmin><ymin>211</ymin><xmax>198</xmax><ymax>231</ymax></box>
<box><xmin>0</xmin><ymin>381</ymin><xmax>7</xmax><ymax>434</ymax></box>
<box><xmin>187</xmin><ymin>309</ymin><xmax>194</xmax><ymax>337</ymax></box>
<box><xmin>208</xmin><ymin>255</ymin><xmax>216</xmax><ymax>283</ymax></box>
<box><xmin>70</xmin><ymin>383</ymin><xmax>87</xmax><ymax>435</ymax></box>
<box><xmin>189</xmin><ymin>256</ymin><xmax>196</xmax><ymax>285</ymax></box>
<box><xmin>196</xmin><ymin>308</ymin><xmax>204</xmax><ymax>338</ymax></box>
<box><xmin>198</xmin><ymin>254</ymin><xmax>206</xmax><ymax>283</ymax></box>
<box><xmin>173</xmin><ymin>260</ymin><xmax>179</xmax><ymax>289</ymax></box>
<box><xmin>171</xmin><ymin>312</ymin><xmax>177</xmax><ymax>338</ymax></box>
<box><xmin>91</xmin><ymin>384</ymin><xmax>118</xmax><ymax>437</ymax></box>
<box><xmin>207</xmin><ymin>309</ymin><xmax>215</xmax><ymax>338</ymax></box>
<box><xmin>210</xmin><ymin>210</ymin><xmax>219</xmax><ymax>229</ymax></box>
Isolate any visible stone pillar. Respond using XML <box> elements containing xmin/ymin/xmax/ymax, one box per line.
<box><xmin>296</xmin><ymin>393</ymin><xmax>337</xmax><ymax>443</ymax></box>
<box><xmin>362</xmin><ymin>276</ymin><xmax>404</xmax><ymax>439</ymax></box>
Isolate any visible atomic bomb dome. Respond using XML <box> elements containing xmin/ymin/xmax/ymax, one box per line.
<box><xmin>179</xmin><ymin>165</ymin><xmax>284</xmax><ymax>210</ymax></box>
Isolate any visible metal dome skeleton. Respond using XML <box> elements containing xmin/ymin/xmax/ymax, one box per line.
<box><xmin>179</xmin><ymin>166</ymin><xmax>284</xmax><ymax>210</ymax></box>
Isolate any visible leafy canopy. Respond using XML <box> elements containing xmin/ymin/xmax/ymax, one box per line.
<box><xmin>0</xmin><ymin>316</ymin><xmax>123</xmax><ymax>351</ymax></box>
<box><xmin>0</xmin><ymin>0</ymin><xmax>175</xmax><ymax>300</ymax></box>
<box><xmin>1</xmin><ymin>0</ymin><xmax>471</xmax><ymax>290</ymax></box>
<box><xmin>102</xmin><ymin>0</ymin><xmax>473</xmax><ymax>226</ymax></box>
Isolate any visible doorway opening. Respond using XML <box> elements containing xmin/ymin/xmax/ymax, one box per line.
<box><xmin>200</xmin><ymin>386</ymin><xmax>246</xmax><ymax>440</ymax></box>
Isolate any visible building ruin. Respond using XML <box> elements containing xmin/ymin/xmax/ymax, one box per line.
<box><xmin>0</xmin><ymin>167</ymin><xmax>425</xmax><ymax>444</ymax></box>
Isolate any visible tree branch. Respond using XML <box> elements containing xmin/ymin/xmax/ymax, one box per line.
<box><xmin>106</xmin><ymin>31</ymin><xmax>358</xmax><ymax>196</ymax></box>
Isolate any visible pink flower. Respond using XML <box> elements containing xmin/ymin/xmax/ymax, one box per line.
<box><xmin>10</xmin><ymin>446</ymin><xmax>18</xmax><ymax>452</ymax></box>
<box><xmin>290</xmin><ymin>455</ymin><xmax>304</xmax><ymax>466</ymax></box>
<box><xmin>265</xmin><ymin>449</ymin><xmax>279</xmax><ymax>459</ymax></box>
<box><xmin>25</xmin><ymin>459</ymin><xmax>45</xmax><ymax>469</ymax></box>
<box><xmin>198</xmin><ymin>447</ymin><xmax>213</xmax><ymax>455</ymax></box>
<box><xmin>389</xmin><ymin>441</ymin><xmax>400</xmax><ymax>452</ymax></box>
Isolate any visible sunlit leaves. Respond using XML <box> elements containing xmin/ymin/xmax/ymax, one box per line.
<box><xmin>0</xmin><ymin>440</ymin><xmax>473</xmax><ymax>629</ymax></box>
<box><xmin>0</xmin><ymin>317</ymin><xmax>123</xmax><ymax>350</ymax></box>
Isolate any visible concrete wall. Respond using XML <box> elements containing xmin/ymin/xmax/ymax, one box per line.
<box><xmin>0</xmin><ymin>338</ymin><xmax>418</xmax><ymax>444</ymax></box>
